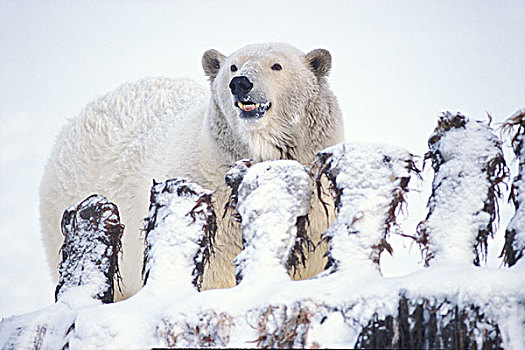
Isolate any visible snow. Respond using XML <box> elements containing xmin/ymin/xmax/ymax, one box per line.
<box><xmin>234</xmin><ymin>160</ymin><xmax>311</xmax><ymax>286</ymax></box>
<box><xmin>1</xmin><ymin>0</ymin><xmax>525</xmax><ymax>347</ymax></box>
<box><xmin>418</xmin><ymin>113</ymin><xmax>505</xmax><ymax>266</ymax></box>
<box><xmin>142</xmin><ymin>178</ymin><xmax>215</xmax><ymax>295</ymax></box>
<box><xmin>306</xmin><ymin>310</ymin><xmax>356</xmax><ymax>349</ymax></box>
<box><xmin>56</xmin><ymin>194</ymin><xmax>122</xmax><ymax>303</ymax></box>
<box><xmin>504</xmin><ymin>111</ymin><xmax>525</xmax><ymax>265</ymax></box>
<box><xmin>317</xmin><ymin>142</ymin><xmax>415</xmax><ymax>277</ymax></box>
<box><xmin>2</xmin><ymin>143</ymin><xmax>524</xmax><ymax>348</ymax></box>
<box><xmin>0</xmin><ymin>302</ymin><xmax>79</xmax><ymax>350</ymax></box>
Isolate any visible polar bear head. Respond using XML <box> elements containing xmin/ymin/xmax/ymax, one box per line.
<box><xmin>202</xmin><ymin>43</ymin><xmax>343</xmax><ymax>162</ymax></box>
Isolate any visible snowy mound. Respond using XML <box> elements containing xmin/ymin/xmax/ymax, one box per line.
<box><xmin>1</xmin><ymin>113</ymin><xmax>525</xmax><ymax>349</ymax></box>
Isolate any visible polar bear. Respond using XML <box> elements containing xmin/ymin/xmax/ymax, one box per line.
<box><xmin>40</xmin><ymin>43</ymin><xmax>344</xmax><ymax>300</ymax></box>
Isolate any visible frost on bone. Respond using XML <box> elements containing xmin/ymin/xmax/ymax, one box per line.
<box><xmin>142</xmin><ymin>178</ymin><xmax>216</xmax><ymax>293</ymax></box>
<box><xmin>416</xmin><ymin>112</ymin><xmax>507</xmax><ymax>266</ymax></box>
<box><xmin>314</xmin><ymin>142</ymin><xmax>418</xmax><ymax>275</ymax></box>
<box><xmin>226</xmin><ymin>160</ymin><xmax>312</xmax><ymax>285</ymax></box>
<box><xmin>55</xmin><ymin>194</ymin><xmax>124</xmax><ymax>303</ymax></box>
<box><xmin>501</xmin><ymin>109</ymin><xmax>525</xmax><ymax>266</ymax></box>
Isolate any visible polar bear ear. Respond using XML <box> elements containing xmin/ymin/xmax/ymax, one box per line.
<box><xmin>305</xmin><ymin>49</ymin><xmax>332</xmax><ymax>79</ymax></box>
<box><xmin>202</xmin><ymin>49</ymin><xmax>226</xmax><ymax>81</ymax></box>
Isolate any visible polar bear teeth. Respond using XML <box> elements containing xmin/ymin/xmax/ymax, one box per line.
<box><xmin>237</xmin><ymin>101</ymin><xmax>260</xmax><ymax>112</ymax></box>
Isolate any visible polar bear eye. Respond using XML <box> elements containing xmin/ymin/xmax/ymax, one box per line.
<box><xmin>230</xmin><ymin>65</ymin><xmax>238</xmax><ymax>72</ymax></box>
<box><xmin>271</xmin><ymin>63</ymin><xmax>282</xmax><ymax>71</ymax></box>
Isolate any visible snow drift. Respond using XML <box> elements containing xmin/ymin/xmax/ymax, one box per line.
<box><xmin>1</xmin><ymin>112</ymin><xmax>524</xmax><ymax>349</ymax></box>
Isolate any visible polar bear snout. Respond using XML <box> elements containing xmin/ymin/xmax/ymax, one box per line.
<box><xmin>229</xmin><ymin>76</ymin><xmax>253</xmax><ymax>97</ymax></box>
<box><xmin>229</xmin><ymin>76</ymin><xmax>271</xmax><ymax>120</ymax></box>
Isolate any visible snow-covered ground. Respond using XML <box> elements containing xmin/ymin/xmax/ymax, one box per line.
<box><xmin>1</xmin><ymin>0</ymin><xmax>524</xmax><ymax>320</ymax></box>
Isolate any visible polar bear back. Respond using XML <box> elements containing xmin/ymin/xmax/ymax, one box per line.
<box><xmin>40</xmin><ymin>77</ymin><xmax>209</xmax><ymax>299</ymax></box>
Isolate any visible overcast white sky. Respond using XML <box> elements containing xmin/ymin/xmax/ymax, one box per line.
<box><xmin>1</xmin><ymin>0</ymin><xmax>524</xmax><ymax>318</ymax></box>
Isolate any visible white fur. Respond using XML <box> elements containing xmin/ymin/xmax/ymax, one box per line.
<box><xmin>41</xmin><ymin>43</ymin><xmax>344</xmax><ymax>300</ymax></box>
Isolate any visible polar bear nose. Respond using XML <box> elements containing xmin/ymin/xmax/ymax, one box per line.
<box><xmin>229</xmin><ymin>76</ymin><xmax>253</xmax><ymax>96</ymax></box>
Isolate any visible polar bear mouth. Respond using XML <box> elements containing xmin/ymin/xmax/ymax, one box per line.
<box><xmin>235</xmin><ymin>100</ymin><xmax>272</xmax><ymax>120</ymax></box>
